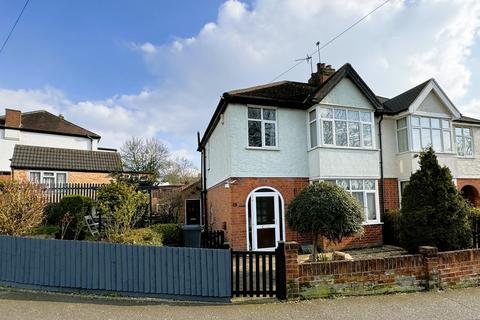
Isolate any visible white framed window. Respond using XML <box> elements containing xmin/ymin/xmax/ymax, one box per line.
<box><xmin>455</xmin><ymin>127</ymin><xmax>474</xmax><ymax>157</ymax></box>
<box><xmin>396</xmin><ymin>118</ymin><xmax>409</xmax><ymax>152</ymax></box>
<box><xmin>409</xmin><ymin>116</ymin><xmax>452</xmax><ymax>152</ymax></box>
<box><xmin>315</xmin><ymin>106</ymin><xmax>374</xmax><ymax>149</ymax></box>
<box><xmin>323</xmin><ymin>178</ymin><xmax>379</xmax><ymax>224</ymax></box>
<box><xmin>247</xmin><ymin>107</ymin><xmax>277</xmax><ymax>148</ymax></box>
<box><xmin>29</xmin><ymin>171</ymin><xmax>68</xmax><ymax>187</ymax></box>
<box><xmin>309</xmin><ymin>109</ymin><xmax>318</xmax><ymax>148</ymax></box>
<box><xmin>398</xmin><ymin>180</ymin><xmax>409</xmax><ymax>207</ymax></box>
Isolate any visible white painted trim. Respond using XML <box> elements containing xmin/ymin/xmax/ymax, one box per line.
<box><xmin>184</xmin><ymin>198</ymin><xmax>201</xmax><ymax>225</ymax></box>
<box><xmin>28</xmin><ymin>170</ymin><xmax>68</xmax><ymax>185</ymax></box>
<box><xmin>409</xmin><ymin>80</ymin><xmax>462</xmax><ymax>119</ymax></box>
<box><xmin>246</xmin><ymin>106</ymin><xmax>279</xmax><ymax>149</ymax></box>
<box><xmin>245</xmin><ymin>186</ymin><xmax>286</xmax><ymax>251</ymax></box>
<box><xmin>397</xmin><ymin>178</ymin><xmax>410</xmax><ymax>209</ymax></box>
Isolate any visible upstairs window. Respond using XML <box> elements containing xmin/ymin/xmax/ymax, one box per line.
<box><xmin>309</xmin><ymin>109</ymin><xmax>317</xmax><ymax>148</ymax></box>
<box><xmin>248</xmin><ymin>107</ymin><xmax>277</xmax><ymax>148</ymax></box>
<box><xmin>456</xmin><ymin>127</ymin><xmax>473</xmax><ymax>157</ymax></box>
<box><xmin>318</xmin><ymin>107</ymin><xmax>373</xmax><ymax>148</ymax></box>
<box><xmin>410</xmin><ymin>116</ymin><xmax>452</xmax><ymax>152</ymax></box>
<box><xmin>396</xmin><ymin>118</ymin><xmax>408</xmax><ymax>152</ymax></box>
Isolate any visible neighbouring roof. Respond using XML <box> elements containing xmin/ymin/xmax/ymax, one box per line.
<box><xmin>200</xmin><ymin>63</ymin><xmax>382</xmax><ymax>148</ymax></box>
<box><xmin>11</xmin><ymin>145</ymin><xmax>122</xmax><ymax>172</ymax></box>
<box><xmin>454</xmin><ymin>116</ymin><xmax>480</xmax><ymax>125</ymax></box>
<box><xmin>381</xmin><ymin>80</ymin><xmax>431</xmax><ymax>115</ymax></box>
<box><xmin>0</xmin><ymin>110</ymin><xmax>101</xmax><ymax>139</ymax></box>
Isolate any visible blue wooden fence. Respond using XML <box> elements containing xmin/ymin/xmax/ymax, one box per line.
<box><xmin>0</xmin><ymin>236</ymin><xmax>231</xmax><ymax>302</ymax></box>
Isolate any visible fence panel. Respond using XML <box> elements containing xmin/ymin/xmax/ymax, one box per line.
<box><xmin>0</xmin><ymin>236</ymin><xmax>231</xmax><ymax>302</ymax></box>
<box><xmin>44</xmin><ymin>183</ymin><xmax>104</xmax><ymax>203</ymax></box>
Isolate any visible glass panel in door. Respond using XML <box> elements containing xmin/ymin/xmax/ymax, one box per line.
<box><xmin>253</xmin><ymin>195</ymin><xmax>278</xmax><ymax>250</ymax></box>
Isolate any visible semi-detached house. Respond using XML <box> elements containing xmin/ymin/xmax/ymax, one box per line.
<box><xmin>199</xmin><ymin>62</ymin><xmax>480</xmax><ymax>251</ymax></box>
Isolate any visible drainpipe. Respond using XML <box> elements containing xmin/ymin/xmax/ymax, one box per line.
<box><xmin>378</xmin><ymin>114</ymin><xmax>385</xmax><ymax>218</ymax></box>
<box><xmin>197</xmin><ymin>132</ymin><xmax>208</xmax><ymax>232</ymax></box>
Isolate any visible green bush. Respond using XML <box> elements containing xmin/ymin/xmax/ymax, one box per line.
<box><xmin>287</xmin><ymin>182</ymin><xmax>364</xmax><ymax>261</ymax></box>
<box><xmin>400</xmin><ymin>147</ymin><xmax>472</xmax><ymax>252</ymax></box>
<box><xmin>151</xmin><ymin>223</ymin><xmax>182</xmax><ymax>246</ymax></box>
<box><xmin>383</xmin><ymin>209</ymin><xmax>401</xmax><ymax>246</ymax></box>
<box><xmin>109</xmin><ymin>227</ymin><xmax>162</xmax><ymax>245</ymax></box>
<box><xmin>97</xmin><ymin>181</ymin><xmax>149</xmax><ymax>241</ymax></box>
<box><xmin>32</xmin><ymin>224</ymin><xmax>61</xmax><ymax>236</ymax></box>
<box><xmin>55</xmin><ymin>195</ymin><xmax>93</xmax><ymax>240</ymax></box>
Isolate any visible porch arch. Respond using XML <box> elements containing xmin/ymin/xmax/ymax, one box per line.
<box><xmin>461</xmin><ymin>185</ymin><xmax>479</xmax><ymax>207</ymax></box>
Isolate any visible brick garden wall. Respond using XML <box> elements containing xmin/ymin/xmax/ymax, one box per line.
<box><xmin>283</xmin><ymin>242</ymin><xmax>480</xmax><ymax>299</ymax></box>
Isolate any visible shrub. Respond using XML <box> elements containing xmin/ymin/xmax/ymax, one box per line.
<box><xmin>382</xmin><ymin>209</ymin><xmax>401</xmax><ymax>246</ymax></box>
<box><xmin>57</xmin><ymin>195</ymin><xmax>92</xmax><ymax>240</ymax></box>
<box><xmin>109</xmin><ymin>227</ymin><xmax>162</xmax><ymax>245</ymax></box>
<box><xmin>97</xmin><ymin>181</ymin><xmax>149</xmax><ymax>241</ymax></box>
<box><xmin>0</xmin><ymin>181</ymin><xmax>46</xmax><ymax>236</ymax></box>
<box><xmin>151</xmin><ymin>223</ymin><xmax>182</xmax><ymax>246</ymax></box>
<box><xmin>32</xmin><ymin>224</ymin><xmax>61</xmax><ymax>236</ymax></box>
<box><xmin>400</xmin><ymin>147</ymin><xmax>472</xmax><ymax>252</ymax></box>
<box><xmin>287</xmin><ymin>182</ymin><xmax>364</xmax><ymax>261</ymax></box>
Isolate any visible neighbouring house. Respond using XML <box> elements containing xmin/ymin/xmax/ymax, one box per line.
<box><xmin>0</xmin><ymin>108</ymin><xmax>121</xmax><ymax>184</ymax></box>
<box><xmin>152</xmin><ymin>180</ymin><xmax>202</xmax><ymax>224</ymax></box>
<box><xmin>199</xmin><ymin>62</ymin><xmax>480</xmax><ymax>251</ymax></box>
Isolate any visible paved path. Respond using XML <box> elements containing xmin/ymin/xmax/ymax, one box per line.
<box><xmin>1</xmin><ymin>287</ymin><xmax>480</xmax><ymax>320</ymax></box>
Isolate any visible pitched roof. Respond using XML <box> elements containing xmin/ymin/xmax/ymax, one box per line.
<box><xmin>199</xmin><ymin>63</ymin><xmax>381</xmax><ymax>148</ymax></box>
<box><xmin>11</xmin><ymin>145</ymin><xmax>122</xmax><ymax>172</ymax></box>
<box><xmin>0</xmin><ymin>110</ymin><xmax>101</xmax><ymax>139</ymax></box>
<box><xmin>382</xmin><ymin>80</ymin><xmax>430</xmax><ymax>114</ymax></box>
<box><xmin>454</xmin><ymin>116</ymin><xmax>480</xmax><ymax>125</ymax></box>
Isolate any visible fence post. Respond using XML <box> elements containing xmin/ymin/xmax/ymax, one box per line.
<box><xmin>419</xmin><ymin>246</ymin><xmax>439</xmax><ymax>290</ymax></box>
<box><xmin>275</xmin><ymin>242</ymin><xmax>287</xmax><ymax>300</ymax></box>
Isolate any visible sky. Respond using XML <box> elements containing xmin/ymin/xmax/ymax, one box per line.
<box><xmin>0</xmin><ymin>0</ymin><xmax>479</xmax><ymax>167</ymax></box>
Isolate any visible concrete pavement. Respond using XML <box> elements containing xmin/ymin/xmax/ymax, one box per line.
<box><xmin>0</xmin><ymin>287</ymin><xmax>480</xmax><ymax>320</ymax></box>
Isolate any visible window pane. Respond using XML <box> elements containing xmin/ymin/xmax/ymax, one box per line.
<box><xmin>431</xmin><ymin>118</ymin><xmax>440</xmax><ymax>129</ymax></box>
<box><xmin>465</xmin><ymin>137</ymin><xmax>473</xmax><ymax>156</ymax></box>
<box><xmin>412</xmin><ymin>116</ymin><xmax>420</xmax><ymax>127</ymax></box>
<box><xmin>421</xmin><ymin>128</ymin><xmax>431</xmax><ymax>148</ymax></box>
<box><xmin>443</xmin><ymin>131</ymin><xmax>452</xmax><ymax>152</ymax></box>
<box><xmin>442</xmin><ymin>120</ymin><xmax>450</xmax><ymax>129</ymax></box>
<box><xmin>56</xmin><ymin>173</ymin><xmax>67</xmax><ymax>185</ymax></box>
<box><xmin>323</xmin><ymin>121</ymin><xmax>334</xmax><ymax>144</ymax></box>
<box><xmin>335</xmin><ymin>121</ymin><xmax>348</xmax><ymax>146</ymax></box>
<box><xmin>248</xmin><ymin>107</ymin><xmax>261</xmax><ymax>119</ymax></box>
<box><xmin>463</xmin><ymin>128</ymin><xmax>472</xmax><ymax>137</ymax></box>
<box><xmin>264</xmin><ymin>123</ymin><xmax>276</xmax><ymax>146</ymax></box>
<box><xmin>367</xmin><ymin>193</ymin><xmax>377</xmax><ymax>221</ymax></box>
<box><xmin>309</xmin><ymin>122</ymin><xmax>317</xmax><ymax>148</ymax></box>
<box><xmin>263</xmin><ymin>109</ymin><xmax>276</xmax><ymax>121</ymax></box>
<box><xmin>457</xmin><ymin>136</ymin><xmax>465</xmax><ymax>156</ymax></box>
<box><xmin>455</xmin><ymin>127</ymin><xmax>463</xmax><ymax>136</ymax></box>
<box><xmin>397</xmin><ymin>128</ymin><xmax>408</xmax><ymax>152</ymax></box>
<box><xmin>248</xmin><ymin>120</ymin><xmax>262</xmax><ymax>147</ymax></box>
<box><xmin>30</xmin><ymin>172</ymin><xmax>41</xmax><ymax>183</ymax></box>
<box><xmin>432</xmin><ymin>129</ymin><xmax>442</xmax><ymax>151</ymax></box>
<box><xmin>334</xmin><ymin>109</ymin><xmax>346</xmax><ymax>120</ymax></box>
<box><xmin>397</xmin><ymin>118</ymin><xmax>407</xmax><ymax>129</ymax></box>
<box><xmin>412</xmin><ymin>128</ymin><xmax>421</xmax><ymax>151</ymax></box>
<box><xmin>351</xmin><ymin>179</ymin><xmax>363</xmax><ymax>190</ymax></box>
<box><xmin>319</xmin><ymin>107</ymin><xmax>333</xmax><ymax>119</ymax></box>
<box><xmin>336</xmin><ymin>179</ymin><xmax>349</xmax><ymax>190</ymax></box>
<box><xmin>43</xmin><ymin>177</ymin><xmax>55</xmax><ymax>188</ymax></box>
<box><xmin>421</xmin><ymin>117</ymin><xmax>430</xmax><ymax>127</ymax></box>
<box><xmin>309</xmin><ymin>110</ymin><xmax>316</xmax><ymax>122</ymax></box>
<box><xmin>360</xmin><ymin>112</ymin><xmax>371</xmax><ymax>123</ymax></box>
<box><xmin>365</xmin><ymin>180</ymin><xmax>376</xmax><ymax>190</ymax></box>
<box><xmin>352</xmin><ymin>192</ymin><xmax>364</xmax><ymax>208</ymax></box>
<box><xmin>363</xmin><ymin>124</ymin><xmax>373</xmax><ymax>147</ymax></box>
<box><xmin>347</xmin><ymin>110</ymin><xmax>359</xmax><ymax>121</ymax></box>
<box><xmin>348</xmin><ymin>122</ymin><xmax>361</xmax><ymax>147</ymax></box>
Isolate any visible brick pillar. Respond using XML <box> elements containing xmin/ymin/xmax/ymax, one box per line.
<box><xmin>419</xmin><ymin>246</ymin><xmax>439</xmax><ymax>290</ymax></box>
<box><xmin>284</xmin><ymin>241</ymin><xmax>300</xmax><ymax>299</ymax></box>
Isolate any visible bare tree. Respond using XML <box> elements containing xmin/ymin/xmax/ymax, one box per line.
<box><xmin>164</xmin><ymin>157</ymin><xmax>199</xmax><ymax>185</ymax></box>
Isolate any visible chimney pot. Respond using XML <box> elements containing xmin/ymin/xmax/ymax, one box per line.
<box><xmin>4</xmin><ymin>109</ymin><xmax>21</xmax><ymax>128</ymax></box>
<box><xmin>308</xmin><ymin>63</ymin><xmax>336</xmax><ymax>86</ymax></box>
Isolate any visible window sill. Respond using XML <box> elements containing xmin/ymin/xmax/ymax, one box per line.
<box><xmin>362</xmin><ymin>221</ymin><xmax>383</xmax><ymax>226</ymax></box>
<box><xmin>457</xmin><ymin>156</ymin><xmax>475</xmax><ymax>159</ymax></box>
<box><xmin>245</xmin><ymin>147</ymin><xmax>280</xmax><ymax>151</ymax></box>
<box><xmin>308</xmin><ymin>145</ymin><xmax>379</xmax><ymax>152</ymax></box>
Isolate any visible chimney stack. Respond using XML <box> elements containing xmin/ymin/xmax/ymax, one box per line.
<box><xmin>308</xmin><ymin>63</ymin><xmax>335</xmax><ymax>86</ymax></box>
<box><xmin>4</xmin><ymin>109</ymin><xmax>22</xmax><ymax>128</ymax></box>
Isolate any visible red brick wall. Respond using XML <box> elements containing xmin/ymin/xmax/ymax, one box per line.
<box><xmin>457</xmin><ymin>179</ymin><xmax>480</xmax><ymax>206</ymax></box>
<box><xmin>437</xmin><ymin>249</ymin><xmax>480</xmax><ymax>287</ymax></box>
<box><xmin>380</xmin><ymin>178</ymin><xmax>399</xmax><ymax>210</ymax></box>
<box><xmin>207</xmin><ymin>177</ymin><xmax>383</xmax><ymax>251</ymax></box>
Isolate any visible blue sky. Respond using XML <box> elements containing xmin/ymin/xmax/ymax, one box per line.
<box><xmin>0</xmin><ymin>0</ymin><xmax>479</xmax><ymax>167</ymax></box>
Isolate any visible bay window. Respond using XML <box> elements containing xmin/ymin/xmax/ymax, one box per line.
<box><xmin>324</xmin><ymin>178</ymin><xmax>379</xmax><ymax>224</ymax></box>
<box><xmin>456</xmin><ymin>127</ymin><xmax>474</xmax><ymax>157</ymax></box>
<box><xmin>310</xmin><ymin>106</ymin><xmax>374</xmax><ymax>149</ymax></box>
<box><xmin>248</xmin><ymin>107</ymin><xmax>277</xmax><ymax>148</ymax></box>
<box><xmin>396</xmin><ymin>116</ymin><xmax>453</xmax><ymax>153</ymax></box>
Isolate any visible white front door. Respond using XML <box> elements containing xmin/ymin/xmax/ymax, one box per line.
<box><xmin>251</xmin><ymin>192</ymin><xmax>280</xmax><ymax>251</ymax></box>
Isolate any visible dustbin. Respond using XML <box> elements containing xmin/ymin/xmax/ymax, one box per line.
<box><xmin>182</xmin><ymin>225</ymin><xmax>203</xmax><ymax>248</ymax></box>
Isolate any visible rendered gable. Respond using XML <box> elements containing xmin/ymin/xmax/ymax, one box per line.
<box><xmin>417</xmin><ymin>90</ymin><xmax>452</xmax><ymax>116</ymax></box>
<box><xmin>321</xmin><ymin>78</ymin><xmax>374</xmax><ymax>109</ymax></box>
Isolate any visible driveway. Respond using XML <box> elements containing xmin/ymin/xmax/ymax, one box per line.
<box><xmin>0</xmin><ymin>287</ymin><xmax>480</xmax><ymax>320</ymax></box>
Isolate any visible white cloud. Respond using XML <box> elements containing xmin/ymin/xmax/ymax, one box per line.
<box><xmin>461</xmin><ymin>98</ymin><xmax>480</xmax><ymax>118</ymax></box>
<box><xmin>1</xmin><ymin>0</ymin><xmax>480</xmax><ymax>166</ymax></box>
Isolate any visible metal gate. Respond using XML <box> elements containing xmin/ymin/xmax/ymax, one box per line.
<box><xmin>231</xmin><ymin>242</ymin><xmax>286</xmax><ymax>299</ymax></box>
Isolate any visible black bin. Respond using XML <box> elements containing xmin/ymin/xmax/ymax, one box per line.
<box><xmin>182</xmin><ymin>225</ymin><xmax>203</xmax><ymax>248</ymax></box>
